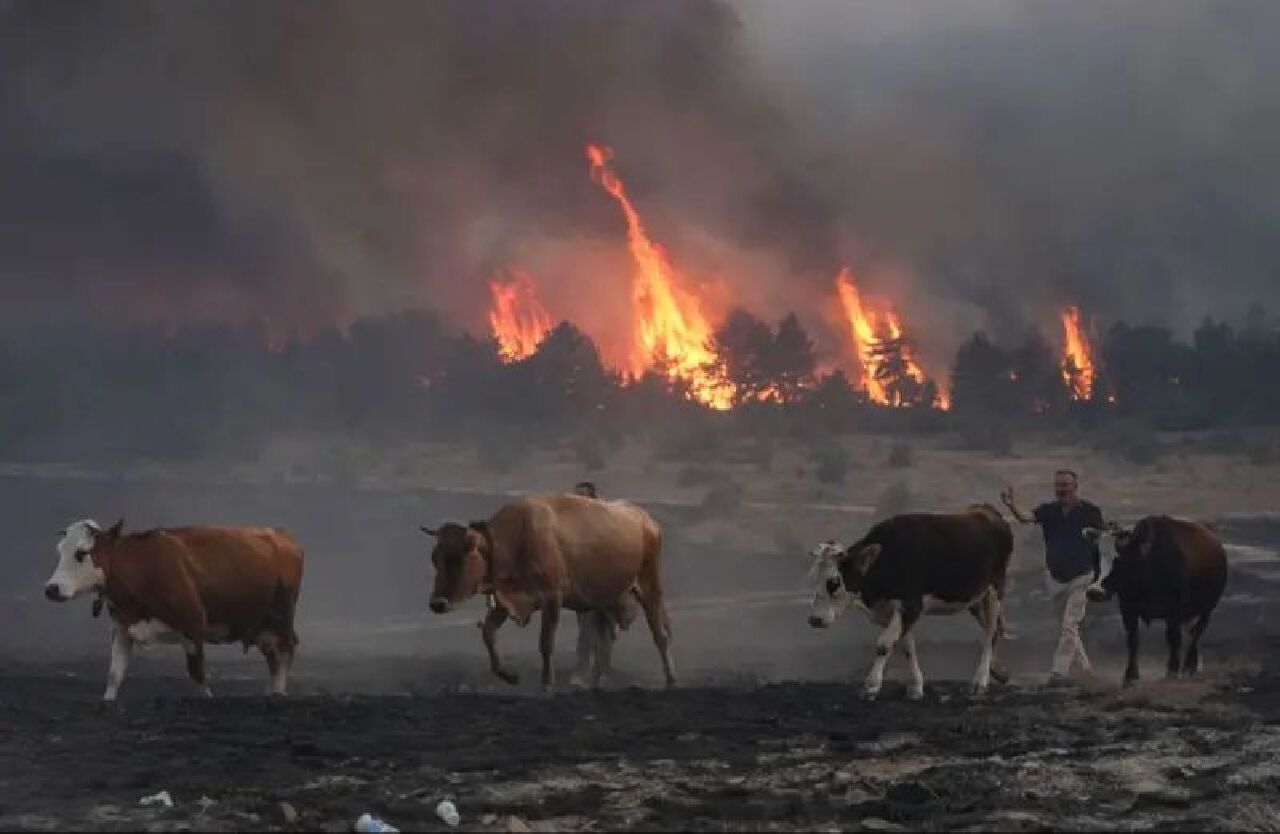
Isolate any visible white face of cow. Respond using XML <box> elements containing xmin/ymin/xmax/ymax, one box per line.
<box><xmin>45</xmin><ymin>520</ymin><xmax>106</xmax><ymax>603</ymax></box>
<box><xmin>807</xmin><ymin>540</ymin><xmax>852</xmax><ymax>629</ymax></box>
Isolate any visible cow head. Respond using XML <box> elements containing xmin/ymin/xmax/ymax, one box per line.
<box><xmin>45</xmin><ymin>518</ymin><xmax>122</xmax><ymax>602</ymax></box>
<box><xmin>1085</xmin><ymin>520</ymin><xmax>1143</xmax><ymax>602</ymax></box>
<box><xmin>807</xmin><ymin>539</ymin><xmax>881</xmax><ymax>628</ymax></box>
<box><xmin>422</xmin><ymin>521</ymin><xmax>491</xmax><ymax>614</ymax></box>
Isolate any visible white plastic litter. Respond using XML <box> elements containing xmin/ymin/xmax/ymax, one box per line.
<box><xmin>355</xmin><ymin>813</ymin><xmax>399</xmax><ymax>834</ymax></box>
<box><xmin>436</xmin><ymin>800</ymin><xmax>461</xmax><ymax>827</ymax></box>
<box><xmin>139</xmin><ymin>791</ymin><xmax>174</xmax><ymax>809</ymax></box>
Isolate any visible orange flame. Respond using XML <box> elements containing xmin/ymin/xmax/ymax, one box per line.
<box><xmin>1060</xmin><ymin>306</ymin><xmax>1096</xmax><ymax>400</ymax></box>
<box><xmin>586</xmin><ymin>145</ymin><xmax>731</xmax><ymax>409</ymax></box>
<box><xmin>835</xmin><ymin>269</ymin><xmax>890</xmax><ymax>405</ymax></box>
<box><xmin>834</xmin><ymin>268</ymin><xmax>948</xmax><ymax>409</ymax></box>
<box><xmin>489</xmin><ymin>267</ymin><xmax>553</xmax><ymax>362</ymax></box>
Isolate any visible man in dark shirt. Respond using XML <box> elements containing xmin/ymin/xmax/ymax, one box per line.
<box><xmin>1001</xmin><ymin>470</ymin><xmax>1105</xmax><ymax>684</ymax></box>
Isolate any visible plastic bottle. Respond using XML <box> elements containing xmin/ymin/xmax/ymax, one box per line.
<box><xmin>355</xmin><ymin>813</ymin><xmax>399</xmax><ymax>834</ymax></box>
<box><xmin>436</xmin><ymin>800</ymin><xmax>461</xmax><ymax>827</ymax></box>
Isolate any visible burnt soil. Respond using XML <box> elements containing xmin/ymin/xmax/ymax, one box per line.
<box><xmin>5</xmin><ymin>665</ymin><xmax>1280</xmax><ymax>832</ymax></box>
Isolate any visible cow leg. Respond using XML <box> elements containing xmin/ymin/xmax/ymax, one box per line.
<box><xmin>1184</xmin><ymin>612</ymin><xmax>1211</xmax><ymax>676</ymax></box>
<box><xmin>103</xmin><ymin>625</ymin><xmax>133</xmax><ymax>702</ymax></box>
<box><xmin>481</xmin><ymin>606</ymin><xmax>519</xmax><ymax>685</ymax></box>
<box><xmin>1122</xmin><ymin>609</ymin><xmax>1141</xmax><ymax>687</ymax></box>
<box><xmin>1164</xmin><ymin>615</ymin><xmax>1184</xmax><ymax>680</ymax></box>
<box><xmin>539</xmin><ymin>601</ymin><xmax>561</xmax><ymax>693</ymax></box>
<box><xmin>183</xmin><ymin>639</ymin><xmax>212</xmax><ymax>698</ymax></box>
<box><xmin>968</xmin><ymin>589</ymin><xmax>1000</xmax><ymax>696</ymax></box>
<box><xmin>637</xmin><ymin>589</ymin><xmax>676</xmax><ymax>689</ymax></box>
<box><xmin>970</xmin><ymin>602</ymin><xmax>1010</xmax><ymax>685</ymax></box>
<box><xmin>570</xmin><ymin>610</ymin><xmax>594</xmax><ymax>689</ymax></box>
<box><xmin>258</xmin><ymin>632</ymin><xmax>289</xmax><ymax>696</ymax></box>
<box><xmin>590</xmin><ymin>612</ymin><xmax>617</xmax><ymax>690</ymax></box>
<box><xmin>864</xmin><ymin>602</ymin><xmax>904</xmax><ymax>701</ymax></box>
<box><xmin>898</xmin><ymin>634</ymin><xmax>925</xmax><ymax>701</ymax></box>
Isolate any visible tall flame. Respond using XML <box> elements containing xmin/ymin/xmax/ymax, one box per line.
<box><xmin>1060</xmin><ymin>306</ymin><xmax>1096</xmax><ymax>400</ymax></box>
<box><xmin>834</xmin><ymin>268</ymin><xmax>947</xmax><ymax>409</ymax></box>
<box><xmin>489</xmin><ymin>267</ymin><xmax>553</xmax><ymax>362</ymax></box>
<box><xmin>586</xmin><ymin>144</ymin><xmax>731</xmax><ymax>409</ymax></box>
<box><xmin>835</xmin><ymin>268</ymin><xmax>890</xmax><ymax>404</ymax></box>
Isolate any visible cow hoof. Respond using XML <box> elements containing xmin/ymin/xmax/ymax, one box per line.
<box><xmin>861</xmin><ymin>688</ymin><xmax>879</xmax><ymax>703</ymax></box>
<box><xmin>990</xmin><ymin>665</ymin><xmax>1011</xmax><ymax>685</ymax></box>
<box><xmin>94</xmin><ymin>699</ymin><xmax>122</xmax><ymax>716</ymax></box>
<box><xmin>497</xmin><ymin>671</ymin><xmax>520</xmax><ymax>686</ymax></box>
<box><xmin>907</xmin><ymin>688</ymin><xmax>925</xmax><ymax>702</ymax></box>
<box><xmin>568</xmin><ymin>675</ymin><xmax>588</xmax><ymax>690</ymax></box>
<box><xmin>970</xmin><ymin>685</ymin><xmax>989</xmax><ymax>699</ymax></box>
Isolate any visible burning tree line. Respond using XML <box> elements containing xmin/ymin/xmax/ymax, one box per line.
<box><xmin>1</xmin><ymin>304</ymin><xmax>1278</xmax><ymax>463</ymax></box>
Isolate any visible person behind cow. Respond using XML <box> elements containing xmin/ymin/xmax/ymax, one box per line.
<box><xmin>567</xmin><ymin>479</ymin><xmax>643</xmax><ymax>687</ymax></box>
<box><xmin>1001</xmin><ymin>470</ymin><xmax>1104</xmax><ymax>685</ymax></box>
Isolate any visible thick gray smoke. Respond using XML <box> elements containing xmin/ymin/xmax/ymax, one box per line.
<box><xmin>1</xmin><ymin>0</ymin><xmax>1278</xmax><ymax>350</ymax></box>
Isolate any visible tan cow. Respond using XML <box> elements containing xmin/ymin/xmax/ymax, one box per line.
<box><xmin>424</xmin><ymin>493</ymin><xmax>674</xmax><ymax>690</ymax></box>
<box><xmin>44</xmin><ymin>519</ymin><xmax>304</xmax><ymax>701</ymax></box>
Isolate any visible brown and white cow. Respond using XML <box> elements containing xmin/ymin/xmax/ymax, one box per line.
<box><xmin>423</xmin><ymin>493</ymin><xmax>674</xmax><ymax>691</ymax></box>
<box><xmin>807</xmin><ymin>504</ymin><xmax>1013</xmax><ymax>700</ymax></box>
<box><xmin>44</xmin><ymin>519</ymin><xmax>304</xmax><ymax>701</ymax></box>
<box><xmin>1085</xmin><ymin>516</ymin><xmax>1228</xmax><ymax>686</ymax></box>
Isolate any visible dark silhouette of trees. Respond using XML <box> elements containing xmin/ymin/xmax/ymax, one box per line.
<box><xmin>706</xmin><ymin>309</ymin><xmax>817</xmax><ymax>406</ymax></box>
<box><xmin>769</xmin><ymin>313</ymin><xmax>818</xmax><ymax>404</ymax></box>
<box><xmin>706</xmin><ymin>309</ymin><xmax>776</xmax><ymax>406</ymax></box>
<box><xmin>4</xmin><ymin>303</ymin><xmax>1280</xmax><ymax>464</ymax></box>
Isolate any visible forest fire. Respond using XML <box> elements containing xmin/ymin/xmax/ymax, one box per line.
<box><xmin>1060</xmin><ymin>306</ymin><xmax>1096</xmax><ymax>400</ymax></box>
<box><xmin>833</xmin><ymin>268</ymin><xmax>947</xmax><ymax>409</ymax></box>
<box><xmin>488</xmin><ymin>268</ymin><xmax>553</xmax><ymax>362</ymax></box>
<box><xmin>586</xmin><ymin>144</ymin><xmax>732</xmax><ymax>410</ymax></box>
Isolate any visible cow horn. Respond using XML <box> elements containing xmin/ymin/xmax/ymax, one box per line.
<box><xmin>420</xmin><ymin>526</ymin><xmax>439</xmax><ymax>537</ymax></box>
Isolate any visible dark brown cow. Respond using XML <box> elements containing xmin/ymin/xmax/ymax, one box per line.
<box><xmin>423</xmin><ymin>493</ymin><xmax>674</xmax><ymax>691</ymax></box>
<box><xmin>1085</xmin><ymin>516</ymin><xmax>1228</xmax><ymax>686</ymax></box>
<box><xmin>44</xmin><ymin>519</ymin><xmax>304</xmax><ymax>701</ymax></box>
<box><xmin>808</xmin><ymin>504</ymin><xmax>1013</xmax><ymax>700</ymax></box>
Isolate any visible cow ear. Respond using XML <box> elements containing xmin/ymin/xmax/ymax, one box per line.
<box><xmin>1135</xmin><ymin>523</ymin><xmax>1155</xmax><ymax>557</ymax></box>
<box><xmin>847</xmin><ymin>543</ymin><xmax>881</xmax><ymax>572</ymax></box>
<box><xmin>105</xmin><ymin>519</ymin><xmax>124</xmax><ymax>542</ymax></box>
<box><xmin>420</xmin><ymin>526</ymin><xmax>439</xmax><ymax>537</ymax></box>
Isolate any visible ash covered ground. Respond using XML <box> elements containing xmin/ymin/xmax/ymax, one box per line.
<box><xmin>5</xmin><ymin>662</ymin><xmax>1280</xmax><ymax>832</ymax></box>
<box><xmin>4</xmin><ymin>473</ymin><xmax>1280</xmax><ymax>831</ymax></box>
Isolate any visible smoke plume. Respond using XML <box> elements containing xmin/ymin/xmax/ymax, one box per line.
<box><xmin>2</xmin><ymin>0</ymin><xmax>1278</xmax><ymax>361</ymax></box>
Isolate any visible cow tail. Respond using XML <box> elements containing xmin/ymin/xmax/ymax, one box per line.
<box><xmin>267</xmin><ymin>577</ymin><xmax>300</xmax><ymax>651</ymax></box>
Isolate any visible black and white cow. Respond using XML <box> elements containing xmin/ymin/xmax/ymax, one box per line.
<box><xmin>808</xmin><ymin>505</ymin><xmax>1013</xmax><ymax>700</ymax></box>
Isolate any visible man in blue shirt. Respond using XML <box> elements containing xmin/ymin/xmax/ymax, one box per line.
<box><xmin>1001</xmin><ymin>470</ymin><xmax>1105</xmax><ymax>684</ymax></box>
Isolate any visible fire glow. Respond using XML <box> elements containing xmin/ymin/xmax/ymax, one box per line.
<box><xmin>1060</xmin><ymin>306</ymin><xmax>1096</xmax><ymax>400</ymax></box>
<box><xmin>586</xmin><ymin>144</ymin><xmax>732</xmax><ymax>410</ymax></box>
<box><xmin>489</xmin><ymin>268</ymin><xmax>553</xmax><ymax>362</ymax></box>
<box><xmin>833</xmin><ymin>268</ymin><xmax>947</xmax><ymax>409</ymax></box>
<box><xmin>478</xmin><ymin>147</ymin><xmax>1108</xmax><ymax>416</ymax></box>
